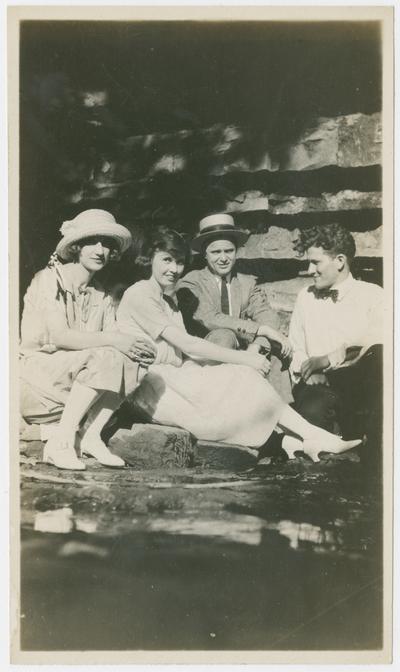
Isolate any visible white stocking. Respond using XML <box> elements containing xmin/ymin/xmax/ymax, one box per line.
<box><xmin>277</xmin><ymin>404</ymin><xmax>335</xmax><ymax>441</ymax></box>
<box><xmin>56</xmin><ymin>381</ymin><xmax>100</xmax><ymax>444</ymax></box>
<box><xmin>80</xmin><ymin>391</ymin><xmax>122</xmax><ymax>443</ymax></box>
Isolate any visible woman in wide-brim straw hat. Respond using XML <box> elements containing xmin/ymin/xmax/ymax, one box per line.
<box><xmin>20</xmin><ymin>209</ymin><xmax>156</xmax><ymax>470</ymax></box>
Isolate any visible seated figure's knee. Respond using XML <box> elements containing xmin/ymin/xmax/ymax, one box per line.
<box><xmin>75</xmin><ymin>346</ymin><xmax>127</xmax><ymax>395</ymax></box>
<box><xmin>205</xmin><ymin>328</ymin><xmax>238</xmax><ymax>349</ymax></box>
<box><xmin>362</xmin><ymin>344</ymin><xmax>383</xmax><ymax>381</ymax></box>
<box><xmin>87</xmin><ymin>345</ymin><xmax>124</xmax><ymax>366</ymax></box>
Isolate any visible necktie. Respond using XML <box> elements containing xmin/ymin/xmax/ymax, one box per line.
<box><xmin>308</xmin><ymin>286</ymin><xmax>339</xmax><ymax>302</ymax></box>
<box><xmin>220</xmin><ymin>277</ymin><xmax>230</xmax><ymax>314</ymax></box>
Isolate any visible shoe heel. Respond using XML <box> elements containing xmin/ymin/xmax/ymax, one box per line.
<box><xmin>284</xmin><ymin>446</ymin><xmax>299</xmax><ymax>460</ymax></box>
<box><xmin>303</xmin><ymin>441</ymin><xmax>321</xmax><ymax>463</ymax></box>
<box><xmin>282</xmin><ymin>436</ymin><xmax>303</xmax><ymax>460</ymax></box>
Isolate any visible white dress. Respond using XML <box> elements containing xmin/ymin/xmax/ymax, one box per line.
<box><xmin>117</xmin><ymin>279</ymin><xmax>285</xmax><ymax>448</ymax></box>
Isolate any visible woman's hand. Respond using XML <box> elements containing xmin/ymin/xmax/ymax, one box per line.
<box><xmin>113</xmin><ymin>332</ymin><xmax>157</xmax><ymax>365</ymax></box>
<box><xmin>243</xmin><ymin>352</ymin><xmax>271</xmax><ymax>377</ymax></box>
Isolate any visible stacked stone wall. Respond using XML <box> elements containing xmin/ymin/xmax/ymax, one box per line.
<box><xmin>99</xmin><ymin>112</ymin><xmax>382</xmax><ymax>330</ymax></box>
<box><xmin>21</xmin><ymin>102</ymin><xmax>382</xmax><ymax>329</ymax></box>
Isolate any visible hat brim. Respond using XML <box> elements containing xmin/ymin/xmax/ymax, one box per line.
<box><xmin>191</xmin><ymin>228</ymin><xmax>249</xmax><ymax>253</ymax></box>
<box><xmin>55</xmin><ymin>222</ymin><xmax>132</xmax><ymax>260</ymax></box>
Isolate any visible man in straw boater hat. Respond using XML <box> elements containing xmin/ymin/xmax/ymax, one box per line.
<box><xmin>176</xmin><ymin>213</ymin><xmax>292</xmax><ymax>400</ymax></box>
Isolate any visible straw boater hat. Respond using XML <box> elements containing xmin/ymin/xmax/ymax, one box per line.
<box><xmin>55</xmin><ymin>209</ymin><xmax>132</xmax><ymax>261</ymax></box>
<box><xmin>191</xmin><ymin>213</ymin><xmax>249</xmax><ymax>253</ymax></box>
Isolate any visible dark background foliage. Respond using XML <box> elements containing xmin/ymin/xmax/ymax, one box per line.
<box><xmin>20</xmin><ymin>20</ymin><xmax>381</xmax><ymax>293</ymax></box>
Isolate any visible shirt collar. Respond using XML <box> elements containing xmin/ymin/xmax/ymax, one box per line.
<box><xmin>55</xmin><ymin>265</ymin><xmax>99</xmax><ymax>297</ymax></box>
<box><xmin>213</xmin><ymin>272</ymin><xmax>231</xmax><ymax>285</ymax></box>
<box><xmin>331</xmin><ymin>273</ymin><xmax>355</xmax><ymax>300</ymax></box>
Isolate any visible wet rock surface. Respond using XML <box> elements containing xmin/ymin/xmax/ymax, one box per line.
<box><xmin>19</xmin><ymin>439</ymin><xmax>382</xmax><ymax>652</ymax></box>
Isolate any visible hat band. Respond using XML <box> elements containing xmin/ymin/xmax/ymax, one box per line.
<box><xmin>198</xmin><ymin>223</ymin><xmax>238</xmax><ymax>236</ymax></box>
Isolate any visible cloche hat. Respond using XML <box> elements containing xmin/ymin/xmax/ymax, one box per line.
<box><xmin>191</xmin><ymin>213</ymin><xmax>249</xmax><ymax>253</ymax></box>
<box><xmin>55</xmin><ymin>209</ymin><xmax>132</xmax><ymax>261</ymax></box>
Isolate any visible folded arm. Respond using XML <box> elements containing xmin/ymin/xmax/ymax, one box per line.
<box><xmin>245</xmin><ymin>284</ymin><xmax>281</xmax><ymax>330</ymax></box>
<box><xmin>290</xmin><ymin>286</ymin><xmax>383</xmax><ymax>382</ymax></box>
<box><xmin>44</xmin><ymin>310</ymin><xmax>156</xmax><ymax>363</ymax></box>
<box><xmin>176</xmin><ymin>283</ymin><xmax>259</xmax><ymax>343</ymax></box>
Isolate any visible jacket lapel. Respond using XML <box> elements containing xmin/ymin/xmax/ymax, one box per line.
<box><xmin>204</xmin><ymin>267</ymin><xmax>221</xmax><ymax>307</ymax></box>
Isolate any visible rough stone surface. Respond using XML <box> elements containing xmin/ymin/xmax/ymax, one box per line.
<box><xmin>282</xmin><ymin>118</ymin><xmax>339</xmax><ymax>171</ymax></box>
<box><xmin>261</xmin><ymin>277</ymin><xmax>311</xmax><ymax>313</ymax></box>
<box><xmin>338</xmin><ymin>113</ymin><xmax>382</xmax><ymax>168</ymax></box>
<box><xmin>238</xmin><ymin>229</ymin><xmax>299</xmax><ymax>260</ymax></box>
<box><xmin>197</xmin><ymin>442</ymin><xmax>258</xmax><ymax>471</ymax></box>
<box><xmin>240</xmin><ymin>226</ymin><xmax>382</xmax><ymax>261</ymax></box>
<box><xmin>268</xmin><ymin>191</ymin><xmax>381</xmax><ymax>215</ymax></box>
<box><xmin>282</xmin><ymin>113</ymin><xmax>381</xmax><ymax>172</ymax></box>
<box><xmin>22</xmin><ymin>112</ymin><xmax>383</xmax><ymax>288</ymax></box>
<box><xmin>120</xmin><ymin>113</ymin><xmax>381</xmax><ymax>179</ymax></box>
<box><xmin>109</xmin><ymin>424</ymin><xmax>197</xmax><ymax>469</ymax></box>
<box><xmin>352</xmin><ymin>229</ymin><xmax>382</xmax><ymax>257</ymax></box>
<box><xmin>226</xmin><ymin>190</ymin><xmax>269</xmax><ymax>213</ymax></box>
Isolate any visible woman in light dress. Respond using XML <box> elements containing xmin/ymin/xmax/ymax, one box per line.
<box><xmin>117</xmin><ymin>227</ymin><xmax>361</xmax><ymax>462</ymax></box>
<box><xmin>20</xmin><ymin>209</ymin><xmax>156</xmax><ymax>470</ymax></box>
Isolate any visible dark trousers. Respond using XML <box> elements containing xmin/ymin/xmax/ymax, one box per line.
<box><xmin>259</xmin><ymin>345</ymin><xmax>383</xmax><ymax>462</ymax></box>
<box><xmin>293</xmin><ymin>345</ymin><xmax>383</xmax><ymax>442</ymax></box>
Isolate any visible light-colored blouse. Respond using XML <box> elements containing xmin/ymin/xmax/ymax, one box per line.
<box><xmin>20</xmin><ymin>264</ymin><xmax>117</xmax><ymax>356</ymax></box>
<box><xmin>117</xmin><ymin>278</ymin><xmax>184</xmax><ymax>367</ymax></box>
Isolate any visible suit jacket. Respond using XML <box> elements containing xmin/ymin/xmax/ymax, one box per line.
<box><xmin>176</xmin><ymin>266</ymin><xmax>279</xmax><ymax>345</ymax></box>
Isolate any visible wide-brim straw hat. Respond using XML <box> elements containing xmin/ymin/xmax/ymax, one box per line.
<box><xmin>55</xmin><ymin>209</ymin><xmax>132</xmax><ymax>261</ymax></box>
<box><xmin>191</xmin><ymin>213</ymin><xmax>249</xmax><ymax>253</ymax></box>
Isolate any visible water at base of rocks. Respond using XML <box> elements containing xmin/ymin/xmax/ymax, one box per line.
<box><xmin>19</xmin><ymin>444</ymin><xmax>382</xmax><ymax>652</ymax></box>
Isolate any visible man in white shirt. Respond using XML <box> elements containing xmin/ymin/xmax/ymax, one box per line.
<box><xmin>289</xmin><ymin>222</ymin><xmax>383</xmax><ymax>445</ymax></box>
<box><xmin>176</xmin><ymin>213</ymin><xmax>292</xmax><ymax>400</ymax></box>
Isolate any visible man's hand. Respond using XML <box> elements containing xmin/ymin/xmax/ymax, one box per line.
<box><xmin>300</xmin><ymin>355</ymin><xmax>330</xmax><ymax>382</ymax></box>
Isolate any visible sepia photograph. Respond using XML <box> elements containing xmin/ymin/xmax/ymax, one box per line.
<box><xmin>9</xmin><ymin>5</ymin><xmax>394</xmax><ymax>664</ymax></box>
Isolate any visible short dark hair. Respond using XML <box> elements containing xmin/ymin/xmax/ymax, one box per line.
<box><xmin>294</xmin><ymin>223</ymin><xmax>356</xmax><ymax>262</ymax></box>
<box><xmin>135</xmin><ymin>225</ymin><xmax>190</xmax><ymax>280</ymax></box>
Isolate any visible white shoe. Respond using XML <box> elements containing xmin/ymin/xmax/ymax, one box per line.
<box><xmin>281</xmin><ymin>436</ymin><xmax>303</xmax><ymax>460</ymax></box>
<box><xmin>80</xmin><ymin>439</ymin><xmax>125</xmax><ymax>468</ymax></box>
<box><xmin>303</xmin><ymin>436</ymin><xmax>362</xmax><ymax>463</ymax></box>
<box><xmin>43</xmin><ymin>439</ymin><xmax>86</xmax><ymax>471</ymax></box>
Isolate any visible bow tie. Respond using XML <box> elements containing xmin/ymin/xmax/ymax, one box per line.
<box><xmin>308</xmin><ymin>286</ymin><xmax>339</xmax><ymax>302</ymax></box>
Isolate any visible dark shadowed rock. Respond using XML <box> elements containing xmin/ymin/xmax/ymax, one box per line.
<box><xmin>196</xmin><ymin>441</ymin><xmax>258</xmax><ymax>472</ymax></box>
<box><xmin>109</xmin><ymin>424</ymin><xmax>197</xmax><ymax>469</ymax></box>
